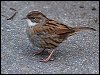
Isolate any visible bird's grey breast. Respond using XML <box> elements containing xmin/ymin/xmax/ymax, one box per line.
<box><xmin>26</xmin><ymin>27</ymin><xmax>43</xmax><ymax>48</ymax></box>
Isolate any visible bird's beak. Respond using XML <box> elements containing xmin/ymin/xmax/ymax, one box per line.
<box><xmin>21</xmin><ymin>17</ymin><xmax>27</xmax><ymax>20</ymax></box>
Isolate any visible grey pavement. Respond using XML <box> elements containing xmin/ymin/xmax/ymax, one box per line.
<box><xmin>1</xmin><ymin>1</ymin><xmax>99</xmax><ymax>74</ymax></box>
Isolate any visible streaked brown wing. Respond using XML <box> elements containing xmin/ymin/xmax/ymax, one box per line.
<box><xmin>30</xmin><ymin>20</ymin><xmax>73</xmax><ymax>49</ymax></box>
<box><xmin>33</xmin><ymin>20</ymin><xmax>72</xmax><ymax>49</ymax></box>
<box><xmin>31</xmin><ymin>20</ymin><xmax>73</xmax><ymax>35</ymax></box>
<box><xmin>44</xmin><ymin>20</ymin><xmax>73</xmax><ymax>35</ymax></box>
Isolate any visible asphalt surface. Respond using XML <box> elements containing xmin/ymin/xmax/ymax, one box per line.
<box><xmin>1</xmin><ymin>1</ymin><xmax>99</xmax><ymax>74</ymax></box>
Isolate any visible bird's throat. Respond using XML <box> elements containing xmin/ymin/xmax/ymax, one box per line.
<box><xmin>27</xmin><ymin>19</ymin><xmax>38</xmax><ymax>27</ymax></box>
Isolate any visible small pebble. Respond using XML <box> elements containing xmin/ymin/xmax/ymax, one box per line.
<box><xmin>79</xmin><ymin>5</ymin><xmax>84</xmax><ymax>8</ymax></box>
<box><xmin>92</xmin><ymin>7</ymin><xmax>96</xmax><ymax>10</ymax></box>
<box><xmin>94</xmin><ymin>17</ymin><xmax>98</xmax><ymax>23</ymax></box>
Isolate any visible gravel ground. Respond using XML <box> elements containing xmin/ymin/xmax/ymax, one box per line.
<box><xmin>1</xmin><ymin>1</ymin><xmax>99</xmax><ymax>74</ymax></box>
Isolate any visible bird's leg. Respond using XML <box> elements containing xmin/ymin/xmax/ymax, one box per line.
<box><xmin>40</xmin><ymin>49</ymin><xmax>55</xmax><ymax>62</ymax></box>
<box><xmin>33</xmin><ymin>49</ymin><xmax>45</xmax><ymax>55</ymax></box>
<box><xmin>41</xmin><ymin>50</ymin><xmax>51</xmax><ymax>54</ymax></box>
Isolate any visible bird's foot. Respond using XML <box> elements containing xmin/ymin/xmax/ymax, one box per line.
<box><xmin>39</xmin><ymin>50</ymin><xmax>55</xmax><ymax>62</ymax></box>
<box><xmin>40</xmin><ymin>57</ymin><xmax>54</xmax><ymax>62</ymax></box>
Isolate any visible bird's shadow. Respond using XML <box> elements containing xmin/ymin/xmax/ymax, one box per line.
<box><xmin>20</xmin><ymin>42</ymin><xmax>50</xmax><ymax>61</ymax></box>
<box><xmin>19</xmin><ymin>40</ymin><xmax>85</xmax><ymax>63</ymax></box>
<box><xmin>54</xmin><ymin>41</ymin><xmax>85</xmax><ymax>62</ymax></box>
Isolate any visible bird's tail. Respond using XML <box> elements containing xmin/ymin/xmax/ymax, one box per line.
<box><xmin>67</xmin><ymin>27</ymin><xmax>96</xmax><ymax>36</ymax></box>
<box><xmin>72</xmin><ymin>27</ymin><xmax>96</xmax><ymax>32</ymax></box>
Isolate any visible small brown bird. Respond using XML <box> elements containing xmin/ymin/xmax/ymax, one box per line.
<box><xmin>22</xmin><ymin>11</ymin><xmax>96</xmax><ymax>62</ymax></box>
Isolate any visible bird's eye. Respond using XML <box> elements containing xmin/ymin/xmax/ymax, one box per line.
<box><xmin>31</xmin><ymin>17</ymin><xmax>35</xmax><ymax>19</ymax></box>
<box><xmin>30</xmin><ymin>17</ymin><xmax>35</xmax><ymax>19</ymax></box>
<box><xmin>33</xmin><ymin>17</ymin><xmax>35</xmax><ymax>19</ymax></box>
